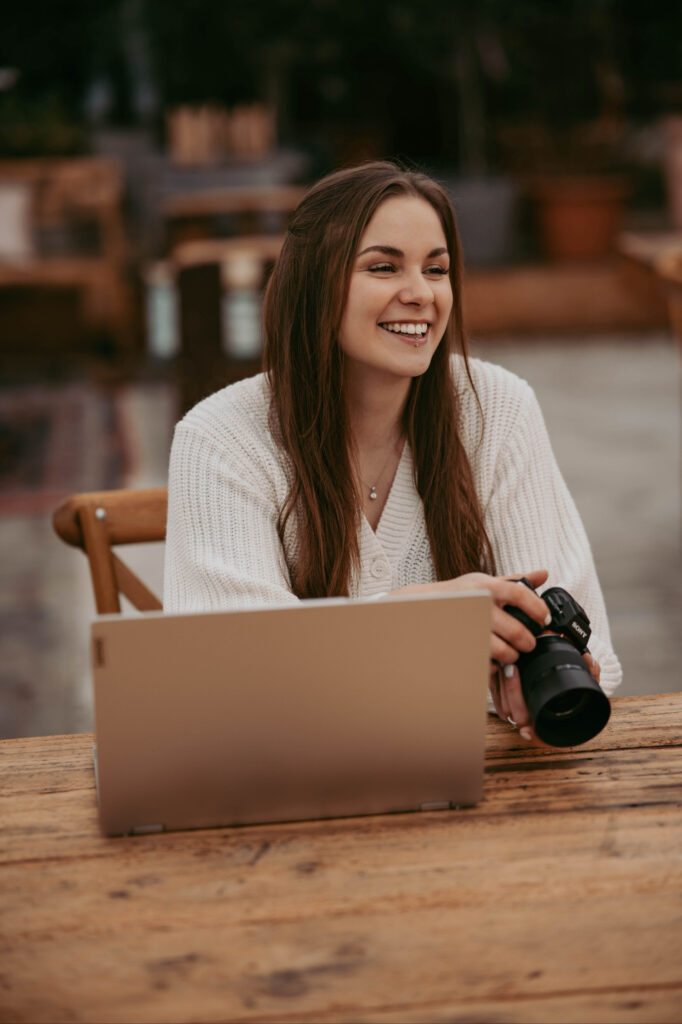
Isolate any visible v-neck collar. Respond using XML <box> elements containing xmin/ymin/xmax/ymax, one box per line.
<box><xmin>361</xmin><ymin>442</ymin><xmax>405</xmax><ymax>532</ymax></box>
<box><xmin>361</xmin><ymin>442</ymin><xmax>420</xmax><ymax>549</ymax></box>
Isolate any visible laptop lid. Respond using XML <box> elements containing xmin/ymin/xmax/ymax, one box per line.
<box><xmin>90</xmin><ymin>590</ymin><xmax>492</xmax><ymax>836</ymax></box>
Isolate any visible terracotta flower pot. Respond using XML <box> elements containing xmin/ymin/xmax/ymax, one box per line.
<box><xmin>533</xmin><ymin>176</ymin><xmax>629</xmax><ymax>261</ymax></box>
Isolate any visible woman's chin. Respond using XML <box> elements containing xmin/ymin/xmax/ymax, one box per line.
<box><xmin>357</xmin><ymin>350</ymin><xmax>433</xmax><ymax>381</ymax></box>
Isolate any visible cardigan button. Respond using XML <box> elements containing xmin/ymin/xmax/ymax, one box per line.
<box><xmin>370</xmin><ymin>558</ymin><xmax>389</xmax><ymax>580</ymax></box>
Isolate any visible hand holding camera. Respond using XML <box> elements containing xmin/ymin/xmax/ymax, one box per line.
<box><xmin>400</xmin><ymin>568</ymin><xmax>611</xmax><ymax>747</ymax></box>
<box><xmin>500</xmin><ymin>577</ymin><xmax>611</xmax><ymax>747</ymax></box>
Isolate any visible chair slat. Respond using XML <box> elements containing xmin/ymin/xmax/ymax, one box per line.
<box><xmin>113</xmin><ymin>554</ymin><xmax>162</xmax><ymax>612</ymax></box>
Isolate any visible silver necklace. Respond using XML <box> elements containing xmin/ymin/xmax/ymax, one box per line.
<box><xmin>360</xmin><ymin>447</ymin><xmax>398</xmax><ymax>501</ymax></box>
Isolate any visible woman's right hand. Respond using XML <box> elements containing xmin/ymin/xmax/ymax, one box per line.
<box><xmin>398</xmin><ymin>568</ymin><xmax>551</xmax><ymax>666</ymax></box>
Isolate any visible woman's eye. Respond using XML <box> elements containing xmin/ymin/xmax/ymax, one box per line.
<box><xmin>368</xmin><ymin>263</ymin><xmax>395</xmax><ymax>273</ymax></box>
<box><xmin>426</xmin><ymin>265</ymin><xmax>449</xmax><ymax>276</ymax></box>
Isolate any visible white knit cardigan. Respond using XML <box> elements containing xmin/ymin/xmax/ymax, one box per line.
<box><xmin>164</xmin><ymin>356</ymin><xmax>622</xmax><ymax>695</ymax></box>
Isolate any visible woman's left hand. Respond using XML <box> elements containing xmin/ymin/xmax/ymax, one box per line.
<box><xmin>491</xmin><ymin>649</ymin><xmax>601</xmax><ymax>746</ymax></box>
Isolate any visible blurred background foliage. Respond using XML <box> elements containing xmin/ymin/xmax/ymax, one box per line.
<box><xmin>1</xmin><ymin>0</ymin><xmax>680</xmax><ymax>169</ymax></box>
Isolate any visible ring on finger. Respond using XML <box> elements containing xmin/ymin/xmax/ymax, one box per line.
<box><xmin>506</xmin><ymin>715</ymin><xmax>517</xmax><ymax>728</ymax></box>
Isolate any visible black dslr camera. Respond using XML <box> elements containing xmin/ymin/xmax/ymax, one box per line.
<box><xmin>504</xmin><ymin>578</ymin><xmax>610</xmax><ymax>747</ymax></box>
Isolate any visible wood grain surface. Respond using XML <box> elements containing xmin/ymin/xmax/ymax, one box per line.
<box><xmin>1</xmin><ymin>694</ymin><xmax>681</xmax><ymax>1023</ymax></box>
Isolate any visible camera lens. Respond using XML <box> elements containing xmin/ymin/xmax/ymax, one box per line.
<box><xmin>517</xmin><ymin>635</ymin><xmax>610</xmax><ymax>747</ymax></box>
<box><xmin>545</xmin><ymin>691</ymin><xmax>590</xmax><ymax>719</ymax></box>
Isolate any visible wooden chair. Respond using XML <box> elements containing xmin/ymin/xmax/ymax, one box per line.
<box><xmin>53</xmin><ymin>488</ymin><xmax>167</xmax><ymax>614</ymax></box>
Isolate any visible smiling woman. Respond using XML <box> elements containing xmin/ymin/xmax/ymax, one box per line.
<box><xmin>164</xmin><ymin>161</ymin><xmax>622</xmax><ymax>744</ymax></box>
<box><xmin>340</xmin><ymin>198</ymin><xmax>452</xmax><ymax>384</ymax></box>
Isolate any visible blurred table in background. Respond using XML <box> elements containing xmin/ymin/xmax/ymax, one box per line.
<box><xmin>0</xmin><ymin>158</ymin><xmax>134</xmax><ymax>369</ymax></box>
<box><xmin>462</xmin><ymin>259</ymin><xmax>668</xmax><ymax>337</ymax></box>
<box><xmin>163</xmin><ymin>184</ymin><xmax>305</xmax><ymax>250</ymax></box>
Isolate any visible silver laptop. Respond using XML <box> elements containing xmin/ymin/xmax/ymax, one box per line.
<box><xmin>90</xmin><ymin>590</ymin><xmax>492</xmax><ymax>836</ymax></box>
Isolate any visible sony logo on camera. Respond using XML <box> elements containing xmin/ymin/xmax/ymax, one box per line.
<box><xmin>543</xmin><ymin>586</ymin><xmax>591</xmax><ymax>653</ymax></box>
<box><xmin>569</xmin><ymin>621</ymin><xmax>588</xmax><ymax>643</ymax></box>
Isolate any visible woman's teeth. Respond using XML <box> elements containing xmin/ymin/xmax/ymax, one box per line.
<box><xmin>380</xmin><ymin>322</ymin><xmax>429</xmax><ymax>336</ymax></box>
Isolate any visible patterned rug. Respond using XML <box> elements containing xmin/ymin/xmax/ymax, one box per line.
<box><xmin>0</xmin><ymin>382</ymin><xmax>131</xmax><ymax>516</ymax></box>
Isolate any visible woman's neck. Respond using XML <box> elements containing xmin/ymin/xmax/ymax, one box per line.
<box><xmin>346</xmin><ymin>368</ymin><xmax>410</xmax><ymax>454</ymax></box>
<box><xmin>346</xmin><ymin>370</ymin><xmax>409</xmax><ymax>529</ymax></box>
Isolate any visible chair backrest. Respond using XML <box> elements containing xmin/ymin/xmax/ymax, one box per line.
<box><xmin>53</xmin><ymin>488</ymin><xmax>167</xmax><ymax>614</ymax></box>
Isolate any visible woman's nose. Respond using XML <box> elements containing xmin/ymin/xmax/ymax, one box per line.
<box><xmin>399</xmin><ymin>270</ymin><xmax>434</xmax><ymax>306</ymax></box>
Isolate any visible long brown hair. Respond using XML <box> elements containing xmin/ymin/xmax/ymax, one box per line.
<box><xmin>263</xmin><ymin>161</ymin><xmax>494</xmax><ymax>598</ymax></box>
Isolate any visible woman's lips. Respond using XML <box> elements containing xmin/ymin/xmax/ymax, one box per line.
<box><xmin>379</xmin><ymin>322</ymin><xmax>431</xmax><ymax>346</ymax></box>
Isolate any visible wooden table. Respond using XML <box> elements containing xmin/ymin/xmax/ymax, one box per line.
<box><xmin>163</xmin><ymin>185</ymin><xmax>305</xmax><ymax>250</ymax></box>
<box><xmin>2</xmin><ymin>693</ymin><xmax>681</xmax><ymax>1023</ymax></box>
<box><xmin>164</xmin><ymin>186</ymin><xmax>306</xmax><ymax>221</ymax></box>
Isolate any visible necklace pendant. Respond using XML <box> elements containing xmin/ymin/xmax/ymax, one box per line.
<box><xmin>369</xmin><ymin>486</ymin><xmax>378</xmax><ymax>501</ymax></box>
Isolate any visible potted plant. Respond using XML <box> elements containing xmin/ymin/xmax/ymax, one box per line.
<box><xmin>493</xmin><ymin>0</ymin><xmax>633</xmax><ymax>261</ymax></box>
<box><xmin>500</xmin><ymin>120</ymin><xmax>630</xmax><ymax>261</ymax></box>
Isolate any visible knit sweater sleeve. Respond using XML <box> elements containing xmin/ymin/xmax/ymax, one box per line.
<box><xmin>163</xmin><ymin>380</ymin><xmax>299</xmax><ymax>612</ymax></box>
<box><xmin>465</xmin><ymin>360</ymin><xmax>622</xmax><ymax>695</ymax></box>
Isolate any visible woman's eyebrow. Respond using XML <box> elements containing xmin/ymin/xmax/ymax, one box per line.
<box><xmin>357</xmin><ymin>245</ymin><xmax>449</xmax><ymax>258</ymax></box>
<box><xmin>357</xmin><ymin>244</ymin><xmax>402</xmax><ymax>257</ymax></box>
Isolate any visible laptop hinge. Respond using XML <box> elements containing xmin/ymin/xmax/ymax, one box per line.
<box><xmin>419</xmin><ymin>800</ymin><xmax>452</xmax><ymax>812</ymax></box>
<box><xmin>130</xmin><ymin>823</ymin><xmax>165</xmax><ymax>835</ymax></box>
